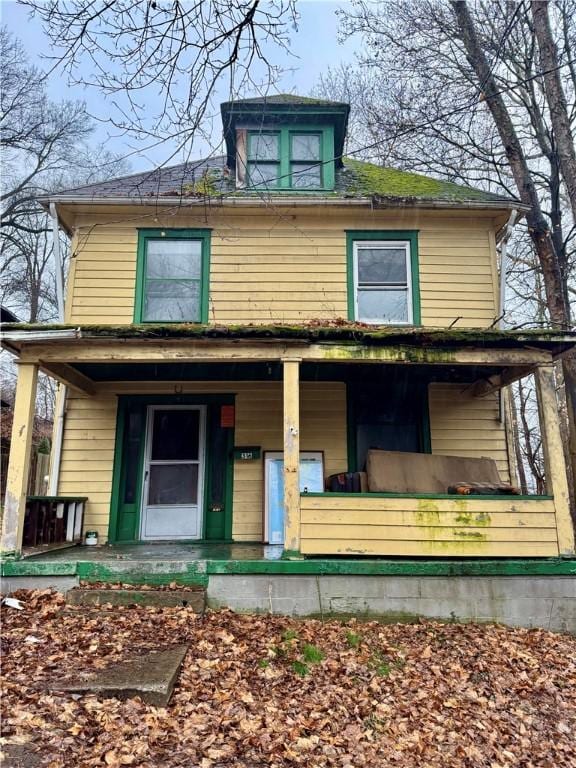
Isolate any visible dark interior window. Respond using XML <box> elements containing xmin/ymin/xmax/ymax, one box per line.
<box><xmin>348</xmin><ymin>373</ymin><xmax>429</xmax><ymax>471</ymax></box>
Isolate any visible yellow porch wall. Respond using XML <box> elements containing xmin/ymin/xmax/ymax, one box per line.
<box><xmin>429</xmin><ymin>383</ymin><xmax>510</xmax><ymax>482</ymax></box>
<box><xmin>57</xmin><ymin>382</ymin><xmax>348</xmax><ymax>543</ymax></box>
<box><xmin>66</xmin><ymin>207</ymin><xmax>499</xmax><ymax>328</ymax></box>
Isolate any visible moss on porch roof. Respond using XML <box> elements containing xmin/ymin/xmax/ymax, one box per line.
<box><xmin>3</xmin><ymin>322</ymin><xmax>575</xmax><ymax>352</ymax></box>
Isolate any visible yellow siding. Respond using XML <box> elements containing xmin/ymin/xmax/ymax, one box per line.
<box><xmin>57</xmin><ymin>382</ymin><xmax>347</xmax><ymax>543</ymax></box>
<box><xmin>429</xmin><ymin>383</ymin><xmax>510</xmax><ymax>482</ymax></box>
<box><xmin>68</xmin><ymin>208</ymin><xmax>499</xmax><ymax>327</ymax></box>
<box><xmin>58</xmin><ymin>393</ymin><xmax>118</xmax><ymax>542</ymax></box>
<box><xmin>300</xmin><ymin>495</ymin><xmax>559</xmax><ymax>557</ymax></box>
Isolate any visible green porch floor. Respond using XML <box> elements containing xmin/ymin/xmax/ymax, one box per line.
<box><xmin>1</xmin><ymin>543</ymin><xmax>575</xmax><ymax>586</ymax></box>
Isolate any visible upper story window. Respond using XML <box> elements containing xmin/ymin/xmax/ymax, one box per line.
<box><xmin>247</xmin><ymin>132</ymin><xmax>280</xmax><ymax>188</ymax></box>
<box><xmin>135</xmin><ymin>229</ymin><xmax>210</xmax><ymax>323</ymax></box>
<box><xmin>245</xmin><ymin>126</ymin><xmax>334</xmax><ymax>191</ymax></box>
<box><xmin>347</xmin><ymin>231</ymin><xmax>421</xmax><ymax>325</ymax></box>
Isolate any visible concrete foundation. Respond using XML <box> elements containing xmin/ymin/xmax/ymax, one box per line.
<box><xmin>207</xmin><ymin>575</ymin><xmax>576</xmax><ymax>633</ymax></box>
<box><xmin>1</xmin><ymin>576</ymin><xmax>79</xmax><ymax>593</ymax></box>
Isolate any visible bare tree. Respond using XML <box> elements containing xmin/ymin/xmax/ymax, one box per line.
<box><xmin>532</xmin><ymin>0</ymin><xmax>576</xmax><ymax>225</ymax></box>
<box><xmin>0</xmin><ymin>28</ymin><xmax>92</xmax><ymax>240</ymax></box>
<box><xmin>1</xmin><ymin>28</ymin><xmax>129</xmax><ymax>322</ymax></box>
<box><xmin>19</xmin><ymin>0</ymin><xmax>298</xmax><ymax>159</ymax></box>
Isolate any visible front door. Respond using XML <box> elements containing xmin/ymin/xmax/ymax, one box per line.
<box><xmin>140</xmin><ymin>406</ymin><xmax>206</xmax><ymax>540</ymax></box>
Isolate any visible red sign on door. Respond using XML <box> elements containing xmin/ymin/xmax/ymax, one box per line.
<box><xmin>220</xmin><ymin>405</ymin><xmax>235</xmax><ymax>428</ymax></box>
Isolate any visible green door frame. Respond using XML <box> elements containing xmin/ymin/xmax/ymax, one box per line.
<box><xmin>109</xmin><ymin>394</ymin><xmax>235</xmax><ymax>543</ymax></box>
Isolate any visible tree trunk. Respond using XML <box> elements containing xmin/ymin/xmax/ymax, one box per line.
<box><xmin>532</xmin><ymin>0</ymin><xmax>576</xmax><ymax>226</ymax></box>
<box><xmin>452</xmin><ymin>0</ymin><xmax>576</xmax><ymax>520</ymax></box>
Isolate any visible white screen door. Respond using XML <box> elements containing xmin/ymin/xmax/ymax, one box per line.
<box><xmin>140</xmin><ymin>406</ymin><xmax>206</xmax><ymax>540</ymax></box>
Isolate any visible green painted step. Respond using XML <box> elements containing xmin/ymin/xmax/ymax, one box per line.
<box><xmin>66</xmin><ymin>587</ymin><xmax>205</xmax><ymax>611</ymax></box>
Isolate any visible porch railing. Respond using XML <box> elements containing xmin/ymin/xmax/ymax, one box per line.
<box><xmin>23</xmin><ymin>496</ymin><xmax>87</xmax><ymax>550</ymax></box>
<box><xmin>299</xmin><ymin>492</ymin><xmax>559</xmax><ymax>558</ymax></box>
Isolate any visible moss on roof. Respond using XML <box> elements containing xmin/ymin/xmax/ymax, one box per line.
<box><xmin>3</xmin><ymin>322</ymin><xmax>574</xmax><ymax>352</ymax></box>
<box><xmin>229</xmin><ymin>94</ymin><xmax>347</xmax><ymax>106</ymax></box>
<box><xmin>342</xmin><ymin>159</ymin><xmax>510</xmax><ymax>203</ymax></box>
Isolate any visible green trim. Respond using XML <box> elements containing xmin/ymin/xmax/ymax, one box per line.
<box><xmin>3</xmin><ymin>557</ymin><xmax>575</xmax><ymax>580</ymax></box>
<box><xmin>421</xmin><ymin>394</ymin><xmax>432</xmax><ymax>454</ymax></box>
<box><xmin>134</xmin><ymin>228</ymin><xmax>211</xmax><ymax>324</ymax></box>
<box><xmin>108</xmin><ymin>399</ymin><xmax>125</xmax><ymax>544</ymax></box>
<box><xmin>346</xmin><ymin>230</ymin><xmax>421</xmax><ymax>325</ymax></box>
<box><xmin>346</xmin><ymin>383</ymin><xmax>357</xmax><ymax>472</ymax></box>
<box><xmin>207</xmin><ymin>558</ymin><xmax>576</xmax><ymax>577</ymax></box>
<box><xmin>247</xmin><ymin>125</ymin><xmax>335</xmax><ymax>191</ymax></box>
<box><xmin>301</xmin><ymin>492</ymin><xmax>553</xmax><ymax>500</ymax></box>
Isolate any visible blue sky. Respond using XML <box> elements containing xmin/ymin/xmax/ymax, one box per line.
<box><xmin>1</xmin><ymin>0</ymin><xmax>359</xmax><ymax>173</ymax></box>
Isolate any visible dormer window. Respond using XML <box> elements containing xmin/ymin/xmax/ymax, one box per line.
<box><xmin>290</xmin><ymin>133</ymin><xmax>322</xmax><ymax>188</ymax></box>
<box><xmin>247</xmin><ymin>133</ymin><xmax>280</xmax><ymax>188</ymax></box>
<box><xmin>245</xmin><ymin>126</ymin><xmax>334</xmax><ymax>191</ymax></box>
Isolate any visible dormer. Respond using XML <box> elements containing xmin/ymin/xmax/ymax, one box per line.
<box><xmin>220</xmin><ymin>95</ymin><xmax>350</xmax><ymax>192</ymax></box>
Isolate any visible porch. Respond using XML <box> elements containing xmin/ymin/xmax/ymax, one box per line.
<box><xmin>1</xmin><ymin>324</ymin><xmax>575</xmax><ymax>560</ymax></box>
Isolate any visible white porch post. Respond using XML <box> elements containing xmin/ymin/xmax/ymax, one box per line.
<box><xmin>1</xmin><ymin>362</ymin><xmax>39</xmax><ymax>555</ymax></box>
<box><xmin>282</xmin><ymin>358</ymin><xmax>301</xmax><ymax>556</ymax></box>
<box><xmin>535</xmin><ymin>363</ymin><xmax>575</xmax><ymax>555</ymax></box>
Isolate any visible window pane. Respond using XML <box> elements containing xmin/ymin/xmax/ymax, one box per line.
<box><xmin>248</xmin><ymin>162</ymin><xmax>279</xmax><ymax>188</ymax></box>
<box><xmin>249</xmin><ymin>133</ymin><xmax>279</xmax><ymax>161</ymax></box>
<box><xmin>146</xmin><ymin>240</ymin><xmax>202</xmax><ymax>279</ymax></box>
<box><xmin>357</xmin><ymin>288</ymin><xmax>409</xmax><ymax>323</ymax></box>
<box><xmin>358</xmin><ymin>247</ymin><xmax>407</xmax><ymax>284</ymax></box>
<box><xmin>148</xmin><ymin>464</ymin><xmax>198</xmax><ymax>505</ymax></box>
<box><xmin>143</xmin><ymin>280</ymin><xmax>200</xmax><ymax>321</ymax></box>
<box><xmin>291</xmin><ymin>163</ymin><xmax>322</xmax><ymax>189</ymax></box>
<box><xmin>151</xmin><ymin>409</ymin><xmax>200</xmax><ymax>460</ymax></box>
<box><xmin>291</xmin><ymin>134</ymin><xmax>321</xmax><ymax>161</ymax></box>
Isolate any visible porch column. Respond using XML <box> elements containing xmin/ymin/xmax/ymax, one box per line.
<box><xmin>283</xmin><ymin>358</ymin><xmax>301</xmax><ymax>557</ymax></box>
<box><xmin>1</xmin><ymin>362</ymin><xmax>39</xmax><ymax>555</ymax></box>
<box><xmin>535</xmin><ymin>363</ymin><xmax>575</xmax><ymax>555</ymax></box>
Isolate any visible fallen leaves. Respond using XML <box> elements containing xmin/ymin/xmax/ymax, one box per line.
<box><xmin>1</xmin><ymin>589</ymin><xmax>575</xmax><ymax>767</ymax></box>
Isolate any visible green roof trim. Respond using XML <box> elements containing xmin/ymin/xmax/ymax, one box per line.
<box><xmin>342</xmin><ymin>159</ymin><xmax>513</xmax><ymax>203</ymax></box>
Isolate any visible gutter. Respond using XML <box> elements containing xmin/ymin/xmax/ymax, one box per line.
<box><xmin>0</xmin><ymin>329</ymin><xmax>81</xmax><ymax>343</ymax></box>
<box><xmin>38</xmin><ymin>195</ymin><xmax>528</xmax><ymax>212</ymax></box>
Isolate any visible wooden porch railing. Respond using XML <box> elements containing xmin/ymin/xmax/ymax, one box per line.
<box><xmin>22</xmin><ymin>496</ymin><xmax>87</xmax><ymax>550</ymax></box>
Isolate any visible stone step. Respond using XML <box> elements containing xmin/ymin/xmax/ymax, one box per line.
<box><xmin>50</xmin><ymin>644</ymin><xmax>189</xmax><ymax>706</ymax></box>
<box><xmin>66</xmin><ymin>587</ymin><xmax>205</xmax><ymax>611</ymax></box>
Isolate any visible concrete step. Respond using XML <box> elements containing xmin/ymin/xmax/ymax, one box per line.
<box><xmin>50</xmin><ymin>644</ymin><xmax>189</xmax><ymax>706</ymax></box>
<box><xmin>66</xmin><ymin>587</ymin><xmax>205</xmax><ymax>611</ymax></box>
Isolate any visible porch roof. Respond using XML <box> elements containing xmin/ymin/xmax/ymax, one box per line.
<box><xmin>2</xmin><ymin>322</ymin><xmax>576</xmax><ymax>356</ymax></box>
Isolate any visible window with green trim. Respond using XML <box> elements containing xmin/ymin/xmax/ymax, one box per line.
<box><xmin>135</xmin><ymin>230</ymin><xmax>210</xmax><ymax>323</ymax></box>
<box><xmin>246</xmin><ymin>126</ymin><xmax>334</xmax><ymax>190</ymax></box>
<box><xmin>347</xmin><ymin>231</ymin><xmax>421</xmax><ymax>326</ymax></box>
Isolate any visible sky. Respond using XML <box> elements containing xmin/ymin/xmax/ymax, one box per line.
<box><xmin>1</xmin><ymin>0</ymin><xmax>359</xmax><ymax>174</ymax></box>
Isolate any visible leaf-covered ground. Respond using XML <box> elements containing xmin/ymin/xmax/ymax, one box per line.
<box><xmin>1</xmin><ymin>590</ymin><xmax>575</xmax><ymax>767</ymax></box>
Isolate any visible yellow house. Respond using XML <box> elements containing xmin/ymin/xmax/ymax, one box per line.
<box><xmin>2</xmin><ymin>95</ymin><xmax>575</xmax><ymax>564</ymax></box>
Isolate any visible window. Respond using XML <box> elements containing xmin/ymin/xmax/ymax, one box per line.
<box><xmin>247</xmin><ymin>132</ymin><xmax>280</xmax><ymax>189</ymax></box>
<box><xmin>290</xmin><ymin>133</ymin><xmax>322</xmax><ymax>189</ymax></box>
<box><xmin>245</xmin><ymin>126</ymin><xmax>333</xmax><ymax>190</ymax></box>
<box><xmin>347</xmin><ymin>231</ymin><xmax>420</xmax><ymax>325</ymax></box>
<box><xmin>135</xmin><ymin>229</ymin><xmax>210</xmax><ymax>323</ymax></box>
